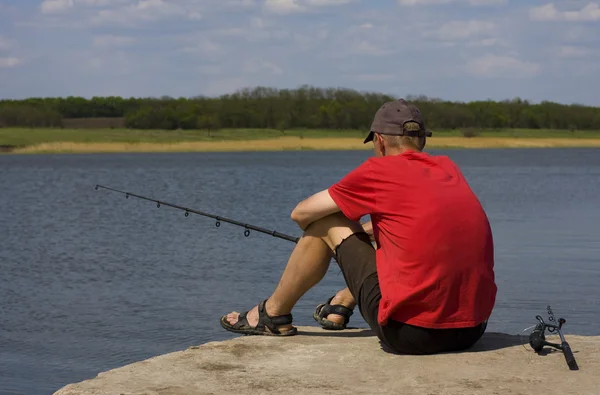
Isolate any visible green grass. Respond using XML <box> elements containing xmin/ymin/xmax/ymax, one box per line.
<box><xmin>430</xmin><ymin>128</ymin><xmax>600</xmax><ymax>138</ymax></box>
<box><xmin>1</xmin><ymin>127</ymin><xmax>600</xmax><ymax>147</ymax></box>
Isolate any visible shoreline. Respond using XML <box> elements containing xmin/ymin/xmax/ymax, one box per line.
<box><xmin>5</xmin><ymin>136</ymin><xmax>600</xmax><ymax>154</ymax></box>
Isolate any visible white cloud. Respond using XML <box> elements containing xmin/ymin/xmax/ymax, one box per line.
<box><xmin>40</xmin><ymin>0</ymin><xmax>158</xmax><ymax>13</ymax></box>
<box><xmin>181</xmin><ymin>39</ymin><xmax>222</xmax><ymax>55</ymax></box>
<box><xmin>351</xmin><ymin>40</ymin><xmax>393</xmax><ymax>56</ymax></box>
<box><xmin>0</xmin><ymin>37</ymin><xmax>21</xmax><ymax>69</ymax></box>
<box><xmin>466</xmin><ymin>54</ymin><xmax>541</xmax><ymax>78</ymax></box>
<box><xmin>556</xmin><ymin>45</ymin><xmax>589</xmax><ymax>58</ymax></box>
<box><xmin>564</xmin><ymin>26</ymin><xmax>586</xmax><ymax>41</ymax></box>
<box><xmin>40</xmin><ymin>0</ymin><xmax>203</xmax><ymax>24</ymax></box>
<box><xmin>78</xmin><ymin>0</ymin><xmax>128</xmax><ymax>5</ymax></box>
<box><xmin>264</xmin><ymin>0</ymin><xmax>306</xmax><ymax>14</ymax></box>
<box><xmin>530</xmin><ymin>3</ymin><xmax>600</xmax><ymax>22</ymax></box>
<box><xmin>0</xmin><ymin>57</ymin><xmax>22</xmax><ymax>68</ymax></box>
<box><xmin>562</xmin><ymin>3</ymin><xmax>600</xmax><ymax>21</ymax></box>
<box><xmin>179</xmin><ymin>36</ymin><xmax>227</xmax><ymax>63</ymax></box>
<box><xmin>398</xmin><ymin>0</ymin><xmax>507</xmax><ymax>6</ymax></box>
<box><xmin>424</xmin><ymin>20</ymin><xmax>495</xmax><ymax>40</ymax></box>
<box><xmin>243</xmin><ymin>59</ymin><xmax>284</xmax><ymax>75</ymax></box>
<box><xmin>227</xmin><ymin>0</ymin><xmax>256</xmax><ymax>6</ymax></box>
<box><xmin>467</xmin><ymin>37</ymin><xmax>507</xmax><ymax>47</ymax></box>
<box><xmin>40</xmin><ymin>0</ymin><xmax>74</xmax><ymax>14</ymax></box>
<box><xmin>71</xmin><ymin>49</ymin><xmax>135</xmax><ymax>75</ymax></box>
<box><xmin>467</xmin><ymin>0</ymin><xmax>506</xmax><ymax>5</ymax></box>
<box><xmin>91</xmin><ymin>0</ymin><xmax>198</xmax><ymax>26</ymax></box>
<box><xmin>399</xmin><ymin>0</ymin><xmax>449</xmax><ymax>4</ymax></box>
<box><xmin>3</xmin><ymin>0</ymin><xmax>599</xmax><ymax>105</ymax></box>
<box><xmin>251</xmin><ymin>17</ymin><xmax>266</xmax><ymax>28</ymax></box>
<box><xmin>204</xmin><ymin>77</ymin><xmax>248</xmax><ymax>96</ymax></box>
<box><xmin>263</xmin><ymin>0</ymin><xmax>352</xmax><ymax>13</ymax></box>
<box><xmin>0</xmin><ymin>36</ymin><xmax>13</xmax><ymax>51</ymax></box>
<box><xmin>399</xmin><ymin>0</ymin><xmax>450</xmax><ymax>5</ymax></box>
<box><xmin>93</xmin><ymin>35</ymin><xmax>136</xmax><ymax>48</ymax></box>
<box><xmin>197</xmin><ymin>65</ymin><xmax>223</xmax><ymax>76</ymax></box>
<box><xmin>530</xmin><ymin>4</ymin><xmax>560</xmax><ymax>21</ymax></box>
<box><xmin>306</xmin><ymin>0</ymin><xmax>353</xmax><ymax>5</ymax></box>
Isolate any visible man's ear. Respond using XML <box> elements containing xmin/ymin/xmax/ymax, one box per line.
<box><xmin>376</xmin><ymin>134</ymin><xmax>386</xmax><ymax>156</ymax></box>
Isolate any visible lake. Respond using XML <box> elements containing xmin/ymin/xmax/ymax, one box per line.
<box><xmin>1</xmin><ymin>148</ymin><xmax>599</xmax><ymax>395</ymax></box>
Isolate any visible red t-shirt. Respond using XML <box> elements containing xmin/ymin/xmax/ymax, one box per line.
<box><xmin>328</xmin><ymin>151</ymin><xmax>496</xmax><ymax>329</ymax></box>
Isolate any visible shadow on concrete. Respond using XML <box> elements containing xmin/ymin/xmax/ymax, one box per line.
<box><xmin>296</xmin><ymin>327</ymin><xmax>376</xmax><ymax>338</ymax></box>
<box><xmin>298</xmin><ymin>327</ymin><xmax>529</xmax><ymax>353</ymax></box>
<box><xmin>467</xmin><ymin>332</ymin><xmax>528</xmax><ymax>352</ymax></box>
<box><xmin>377</xmin><ymin>332</ymin><xmax>529</xmax><ymax>355</ymax></box>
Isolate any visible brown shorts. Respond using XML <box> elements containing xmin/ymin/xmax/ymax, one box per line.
<box><xmin>333</xmin><ymin>232</ymin><xmax>487</xmax><ymax>355</ymax></box>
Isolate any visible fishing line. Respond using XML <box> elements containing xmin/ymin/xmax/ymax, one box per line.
<box><xmin>94</xmin><ymin>184</ymin><xmax>300</xmax><ymax>244</ymax></box>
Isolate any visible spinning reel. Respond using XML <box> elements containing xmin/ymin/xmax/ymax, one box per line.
<box><xmin>528</xmin><ymin>306</ymin><xmax>579</xmax><ymax>371</ymax></box>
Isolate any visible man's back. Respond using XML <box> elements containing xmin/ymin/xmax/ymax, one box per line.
<box><xmin>372</xmin><ymin>151</ymin><xmax>496</xmax><ymax>329</ymax></box>
<box><xmin>329</xmin><ymin>150</ymin><xmax>496</xmax><ymax>329</ymax></box>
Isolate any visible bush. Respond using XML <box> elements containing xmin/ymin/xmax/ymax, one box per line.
<box><xmin>461</xmin><ymin>128</ymin><xmax>481</xmax><ymax>138</ymax></box>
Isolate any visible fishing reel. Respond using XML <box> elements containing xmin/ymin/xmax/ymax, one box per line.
<box><xmin>528</xmin><ymin>308</ymin><xmax>579</xmax><ymax>371</ymax></box>
<box><xmin>529</xmin><ymin>315</ymin><xmax>564</xmax><ymax>352</ymax></box>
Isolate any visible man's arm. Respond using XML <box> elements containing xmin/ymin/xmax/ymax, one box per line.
<box><xmin>290</xmin><ymin>189</ymin><xmax>341</xmax><ymax>231</ymax></box>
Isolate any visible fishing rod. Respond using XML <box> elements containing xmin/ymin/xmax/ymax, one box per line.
<box><xmin>94</xmin><ymin>184</ymin><xmax>301</xmax><ymax>244</ymax></box>
<box><xmin>528</xmin><ymin>305</ymin><xmax>578</xmax><ymax>370</ymax></box>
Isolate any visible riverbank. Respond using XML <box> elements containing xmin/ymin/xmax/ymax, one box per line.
<box><xmin>2</xmin><ymin>128</ymin><xmax>600</xmax><ymax>153</ymax></box>
<box><xmin>6</xmin><ymin>137</ymin><xmax>600</xmax><ymax>154</ymax></box>
<box><xmin>54</xmin><ymin>326</ymin><xmax>598</xmax><ymax>395</ymax></box>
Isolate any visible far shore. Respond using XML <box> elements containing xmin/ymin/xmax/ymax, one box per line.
<box><xmin>4</xmin><ymin>136</ymin><xmax>600</xmax><ymax>154</ymax></box>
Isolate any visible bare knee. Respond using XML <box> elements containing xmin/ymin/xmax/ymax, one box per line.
<box><xmin>304</xmin><ymin>212</ymin><xmax>364</xmax><ymax>251</ymax></box>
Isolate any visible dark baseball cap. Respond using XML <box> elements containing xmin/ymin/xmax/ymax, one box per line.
<box><xmin>364</xmin><ymin>99</ymin><xmax>432</xmax><ymax>144</ymax></box>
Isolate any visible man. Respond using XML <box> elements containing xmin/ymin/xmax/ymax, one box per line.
<box><xmin>221</xmin><ymin>99</ymin><xmax>497</xmax><ymax>355</ymax></box>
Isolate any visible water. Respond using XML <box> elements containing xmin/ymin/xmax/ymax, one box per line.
<box><xmin>1</xmin><ymin>149</ymin><xmax>599</xmax><ymax>395</ymax></box>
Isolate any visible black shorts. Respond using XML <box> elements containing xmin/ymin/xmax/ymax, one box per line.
<box><xmin>333</xmin><ymin>232</ymin><xmax>487</xmax><ymax>355</ymax></box>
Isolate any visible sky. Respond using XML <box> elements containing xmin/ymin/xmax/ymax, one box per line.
<box><xmin>0</xmin><ymin>0</ymin><xmax>599</xmax><ymax>105</ymax></box>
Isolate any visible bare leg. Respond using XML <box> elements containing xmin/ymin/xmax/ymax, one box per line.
<box><xmin>224</xmin><ymin>213</ymin><xmax>362</xmax><ymax>330</ymax></box>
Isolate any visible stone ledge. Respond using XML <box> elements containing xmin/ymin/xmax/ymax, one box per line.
<box><xmin>54</xmin><ymin>326</ymin><xmax>599</xmax><ymax>395</ymax></box>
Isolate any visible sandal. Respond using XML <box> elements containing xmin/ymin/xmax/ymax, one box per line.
<box><xmin>220</xmin><ymin>299</ymin><xmax>298</xmax><ymax>336</ymax></box>
<box><xmin>313</xmin><ymin>296</ymin><xmax>354</xmax><ymax>330</ymax></box>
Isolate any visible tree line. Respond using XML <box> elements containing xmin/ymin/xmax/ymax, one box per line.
<box><xmin>1</xmin><ymin>85</ymin><xmax>599</xmax><ymax>131</ymax></box>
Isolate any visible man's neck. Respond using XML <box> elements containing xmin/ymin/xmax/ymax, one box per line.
<box><xmin>385</xmin><ymin>146</ymin><xmax>421</xmax><ymax>156</ymax></box>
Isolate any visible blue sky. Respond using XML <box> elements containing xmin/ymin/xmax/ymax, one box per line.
<box><xmin>0</xmin><ymin>0</ymin><xmax>599</xmax><ymax>104</ymax></box>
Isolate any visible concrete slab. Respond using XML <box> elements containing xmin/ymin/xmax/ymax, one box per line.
<box><xmin>54</xmin><ymin>326</ymin><xmax>598</xmax><ymax>395</ymax></box>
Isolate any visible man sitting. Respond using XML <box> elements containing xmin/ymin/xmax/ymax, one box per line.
<box><xmin>220</xmin><ymin>99</ymin><xmax>497</xmax><ymax>355</ymax></box>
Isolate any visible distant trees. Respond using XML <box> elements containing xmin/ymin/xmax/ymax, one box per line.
<box><xmin>0</xmin><ymin>104</ymin><xmax>62</xmax><ymax>127</ymax></box>
<box><xmin>1</xmin><ymin>86</ymin><xmax>599</xmax><ymax>131</ymax></box>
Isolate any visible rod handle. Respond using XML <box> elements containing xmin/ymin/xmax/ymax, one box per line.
<box><xmin>561</xmin><ymin>341</ymin><xmax>579</xmax><ymax>370</ymax></box>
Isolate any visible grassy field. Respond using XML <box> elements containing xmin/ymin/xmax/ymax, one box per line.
<box><xmin>2</xmin><ymin>127</ymin><xmax>600</xmax><ymax>154</ymax></box>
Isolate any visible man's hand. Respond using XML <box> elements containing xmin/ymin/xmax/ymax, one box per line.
<box><xmin>361</xmin><ymin>220</ymin><xmax>378</xmax><ymax>248</ymax></box>
<box><xmin>291</xmin><ymin>189</ymin><xmax>341</xmax><ymax>231</ymax></box>
<box><xmin>361</xmin><ymin>220</ymin><xmax>375</xmax><ymax>241</ymax></box>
